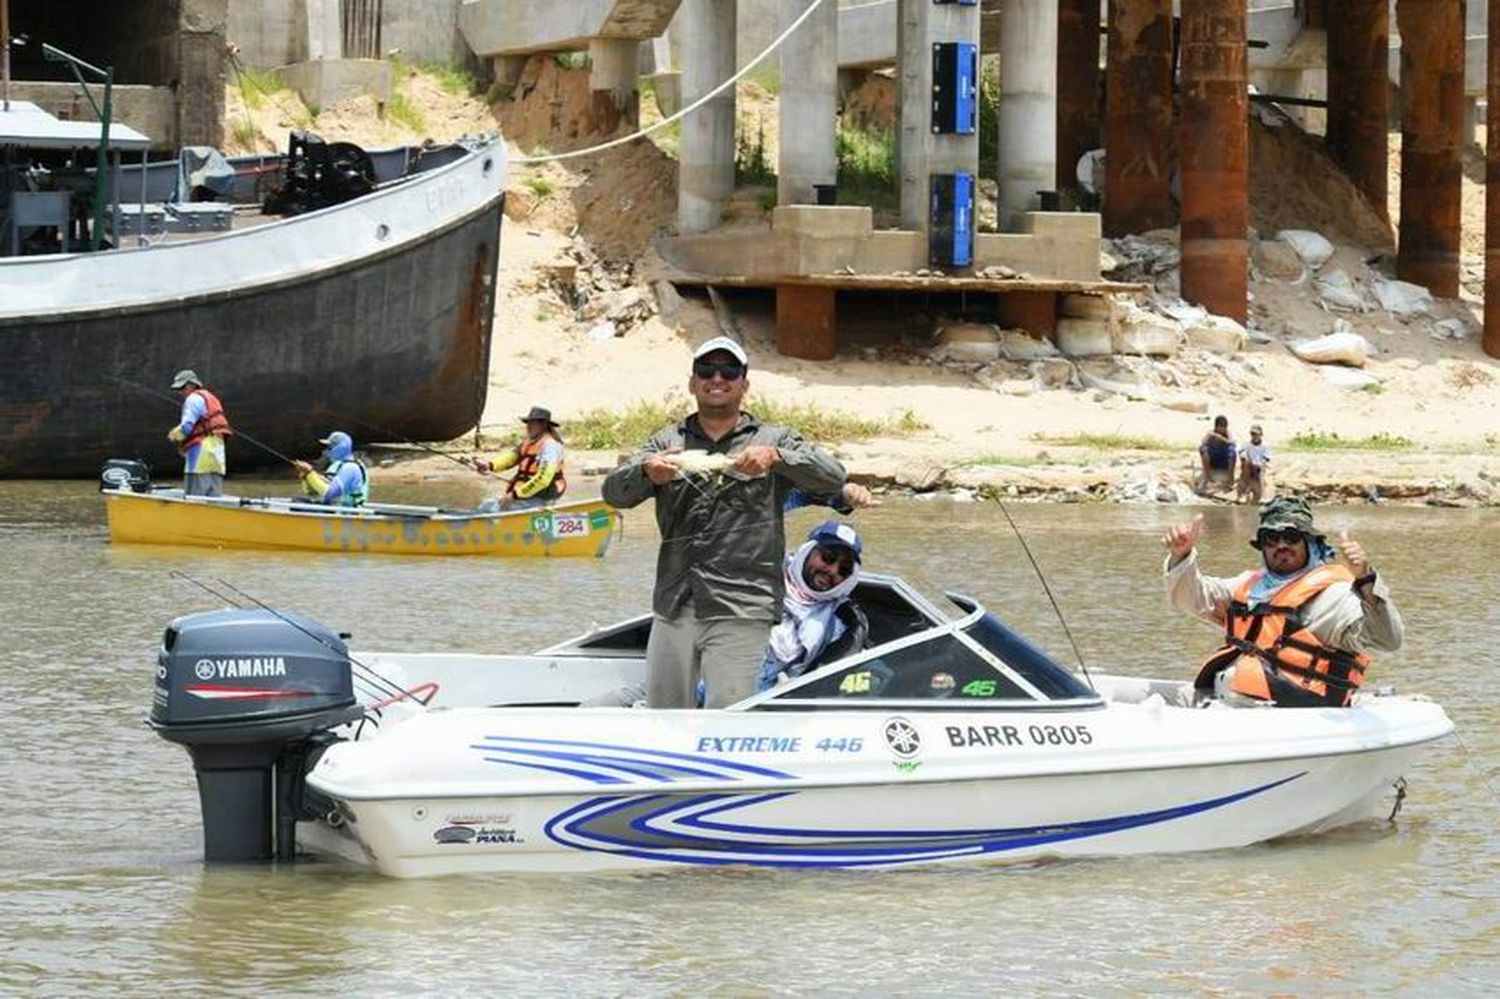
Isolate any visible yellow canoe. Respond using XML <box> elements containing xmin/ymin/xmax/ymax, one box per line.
<box><xmin>103</xmin><ymin>489</ymin><xmax>620</xmax><ymax>557</ymax></box>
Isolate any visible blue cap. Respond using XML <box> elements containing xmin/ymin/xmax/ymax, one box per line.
<box><xmin>317</xmin><ymin>430</ymin><xmax>353</xmax><ymax>461</ymax></box>
<box><xmin>807</xmin><ymin>520</ymin><xmax>862</xmax><ymax>563</ymax></box>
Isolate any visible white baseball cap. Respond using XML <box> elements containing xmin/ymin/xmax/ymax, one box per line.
<box><xmin>692</xmin><ymin>336</ymin><xmax>749</xmax><ymax>366</ymax></box>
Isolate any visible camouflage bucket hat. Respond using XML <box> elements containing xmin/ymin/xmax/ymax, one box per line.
<box><xmin>1249</xmin><ymin>495</ymin><xmax>1322</xmax><ymax>548</ymax></box>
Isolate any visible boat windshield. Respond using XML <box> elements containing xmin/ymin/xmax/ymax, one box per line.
<box><xmin>960</xmin><ymin>613</ymin><xmax>1096</xmax><ymax>700</ymax></box>
<box><xmin>768</xmin><ymin>632</ymin><xmax>1032</xmax><ymax>703</ymax></box>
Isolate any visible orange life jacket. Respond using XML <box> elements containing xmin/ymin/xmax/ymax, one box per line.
<box><xmin>180</xmin><ymin>388</ymin><xmax>233</xmax><ymax>455</ymax></box>
<box><xmin>1194</xmin><ymin>564</ymin><xmax>1370</xmax><ymax>707</ymax></box>
<box><xmin>509</xmin><ymin>434</ymin><xmax>566</xmax><ymax>498</ymax></box>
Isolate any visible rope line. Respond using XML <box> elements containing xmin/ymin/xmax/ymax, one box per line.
<box><xmin>512</xmin><ymin>0</ymin><xmax>833</xmax><ymax>165</ymax></box>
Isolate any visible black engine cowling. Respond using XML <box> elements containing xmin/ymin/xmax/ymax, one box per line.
<box><xmin>150</xmin><ymin>608</ymin><xmax>362</xmax><ymax>862</ymax></box>
<box><xmin>100</xmin><ymin>458</ymin><xmax>151</xmax><ymax>493</ymax></box>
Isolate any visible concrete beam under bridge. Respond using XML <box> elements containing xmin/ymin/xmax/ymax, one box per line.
<box><xmin>459</xmin><ymin>0</ymin><xmax>683</xmax><ymax>58</ymax></box>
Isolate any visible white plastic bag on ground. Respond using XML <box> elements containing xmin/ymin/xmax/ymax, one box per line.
<box><xmin>1289</xmin><ymin>330</ymin><xmax>1371</xmax><ymax>367</ymax></box>
<box><xmin>1185</xmin><ymin>315</ymin><xmax>1246</xmax><ymax>354</ymax></box>
<box><xmin>1370</xmin><ymin>277</ymin><xmax>1434</xmax><ymax>318</ymax></box>
<box><xmin>996</xmin><ymin>329</ymin><xmax>1060</xmax><ymax>360</ymax></box>
<box><xmin>1313</xmin><ymin>269</ymin><xmax>1368</xmax><ymax>312</ymax></box>
<box><xmin>932</xmin><ymin>322</ymin><xmax>1001</xmax><ymax>363</ymax></box>
<box><xmin>1112</xmin><ymin>313</ymin><xmax>1182</xmax><ymax>357</ymax></box>
<box><xmin>1276</xmin><ymin>229</ymin><xmax>1334</xmax><ymax>270</ymax></box>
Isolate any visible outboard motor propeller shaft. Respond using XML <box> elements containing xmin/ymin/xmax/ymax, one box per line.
<box><xmin>149</xmin><ymin>609</ymin><xmax>361</xmax><ymax>862</ymax></box>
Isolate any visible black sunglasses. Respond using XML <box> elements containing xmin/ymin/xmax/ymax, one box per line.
<box><xmin>693</xmin><ymin>359</ymin><xmax>746</xmax><ymax>381</ymax></box>
<box><xmin>814</xmin><ymin>545</ymin><xmax>855</xmax><ymax>575</ymax></box>
<box><xmin>1257</xmin><ymin>528</ymin><xmax>1304</xmax><ymax>547</ymax></box>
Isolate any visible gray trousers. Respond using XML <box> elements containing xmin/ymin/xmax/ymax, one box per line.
<box><xmin>184</xmin><ymin>473</ymin><xmax>224</xmax><ymax>497</ymax></box>
<box><xmin>646</xmin><ymin>614</ymin><xmax>771</xmax><ymax>708</ymax></box>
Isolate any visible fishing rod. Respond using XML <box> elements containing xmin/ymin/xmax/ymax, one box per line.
<box><xmin>104</xmin><ymin>373</ymin><xmax>302</xmax><ymax>466</ymax></box>
<box><xmin>326</xmin><ymin>411</ymin><xmax>496</xmax><ymax>477</ymax></box>
<box><xmin>210</xmin><ymin>576</ymin><xmax>436</xmax><ymax>709</ymax></box>
<box><xmin>992</xmin><ymin>497</ymin><xmax>1096</xmax><ymax>692</ymax></box>
<box><xmin>168</xmin><ymin>570</ymin><xmax>413</xmax><ymax>706</ymax></box>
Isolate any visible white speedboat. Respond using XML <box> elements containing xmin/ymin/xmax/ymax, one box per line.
<box><xmin>149</xmin><ymin>574</ymin><xmax>1453</xmax><ymax>877</ymax></box>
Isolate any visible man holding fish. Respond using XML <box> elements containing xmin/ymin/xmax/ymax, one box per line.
<box><xmin>603</xmin><ymin>337</ymin><xmax>847</xmax><ymax>708</ymax></box>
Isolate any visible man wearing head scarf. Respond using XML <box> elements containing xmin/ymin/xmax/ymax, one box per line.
<box><xmin>166</xmin><ymin>369</ymin><xmax>232</xmax><ymax>497</ymax></box>
<box><xmin>292</xmin><ymin>431</ymin><xmax>369</xmax><ymax>507</ymax></box>
<box><xmin>1161</xmin><ymin>496</ymin><xmax>1403</xmax><ymax>707</ymax></box>
<box><xmin>758</xmin><ymin>521</ymin><xmax>869</xmax><ymax>691</ymax></box>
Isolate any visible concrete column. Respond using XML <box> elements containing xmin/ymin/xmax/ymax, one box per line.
<box><xmin>1326</xmin><ymin>0</ymin><xmax>1389</xmax><ymax>223</ymax></box>
<box><xmin>492</xmin><ymin>55</ymin><xmax>528</xmax><ymax>89</ymax></box>
<box><xmin>589</xmin><ymin>37</ymin><xmax>640</xmax><ymax>131</ymax></box>
<box><xmin>1056</xmin><ymin>0</ymin><xmax>1102</xmax><ymax>203</ymax></box>
<box><xmin>1179</xmin><ymin>0</ymin><xmax>1248</xmax><ymax>323</ymax></box>
<box><xmin>303</xmin><ymin>0</ymin><xmax>343</xmax><ymax>60</ymax></box>
<box><xmin>778</xmin><ymin>0</ymin><xmax>839</xmax><ymax>205</ymax></box>
<box><xmin>679</xmin><ymin>0</ymin><xmax>737</xmax><ymax>233</ymax></box>
<box><xmin>897</xmin><ymin>0</ymin><xmax>982</xmax><ymax>232</ymax></box>
<box><xmin>1396</xmin><ymin>0</ymin><xmax>1464</xmax><ymax>298</ymax></box>
<box><xmin>1485</xmin><ymin>0</ymin><xmax>1500</xmax><ymax>356</ymax></box>
<box><xmin>998</xmin><ymin>0</ymin><xmax>1059</xmax><ymax>230</ymax></box>
<box><xmin>1104</xmin><ymin>0</ymin><xmax>1174</xmax><ymax>236</ymax></box>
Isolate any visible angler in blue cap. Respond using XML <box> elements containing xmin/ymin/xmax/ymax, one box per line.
<box><xmin>292</xmin><ymin>431</ymin><xmax>370</xmax><ymax>507</ymax></box>
<box><xmin>758</xmin><ymin>520</ymin><xmax>869</xmax><ymax>690</ymax></box>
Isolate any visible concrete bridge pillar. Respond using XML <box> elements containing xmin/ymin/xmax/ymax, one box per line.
<box><xmin>1326</xmin><ymin>0</ymin><xmax>1390</xmax><ymax>224</ymax></box>
<box><xmin>1485</xmin><ymin>0</ymin><xmax>1500</xmax><ymax>357</ymax></box>
<box><xmin>589</xmin><ymin>37</ymin><xmax>640</xmax><ymax>131</ymax></box>
<box><xmin>1178</xmin><ymin>0</ymin><xmax>1248</xmax><ymax>324</ymax></box>
<box><xmin>897</xmin><ymin>0</ymin><xmax>981</xmax><ymax>233</ymax></box>
<box><xmin>1396</xmin><ymin>0</ymin><xmax>1463</xmax><ymax>298</ymax></box>
<box><xmin>1104</xmin><ymin>0</ymin><xmax>1174</xmax><ymax>236</ymax></box>
<box><xmin>1056</xmin><ymin>0</ymin><xmax>1102</xmax><ymax>205</ymax></box>
<box><xmin>679</xmin><ymin>0</ymin><xmax>738</xmax><ymax>233</ymax></box>
<box><xmin>777</xmin><ymin>0</ymin><xmax>839</xmax><ymax>205</ymax></box>
<box><xmin>998</xmin><ymin>0</ymin><xmax>1058</xmax><ymax>230</ymax></box>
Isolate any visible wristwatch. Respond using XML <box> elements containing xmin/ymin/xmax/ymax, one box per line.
<box><xmin>1353</xmin><ymin>569</ymin><xmax>1378</xmax><ymax>593</ymax></box>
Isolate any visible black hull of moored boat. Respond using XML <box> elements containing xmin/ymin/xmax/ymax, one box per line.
<box><xmin>0</xmin><ymin>197</ymin><xmax>503</xmax><ymax>479</ymax></box>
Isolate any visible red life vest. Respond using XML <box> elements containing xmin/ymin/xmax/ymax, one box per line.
<box><xmin>180</xmin><ymin>388</ymin><xmax>233</xmax><ymax>455</ymax></box>
<box><xmin>509</xmin><ymin>434</ymin><xmax>566</xmax><ymax>498</ymax></box>
<box><xmin>1195</xmin><ymin>564</ymin><xmax>1370</xmax><ymax>707</ymax></box>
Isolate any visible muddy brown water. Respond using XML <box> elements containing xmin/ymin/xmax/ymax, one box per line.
<box><xmin>2</xmin><ymin>479</ymin><xmax>1496</xmax><ymax>993</ymax></box>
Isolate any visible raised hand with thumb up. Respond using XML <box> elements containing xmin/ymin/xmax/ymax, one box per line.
<box><xmin>1335</xmin><ymin>530</ymin><xmax>1369</xmax><ymax>578</ymax></box>
<box><xmin>1162</xmin><ymin>513</ymin><xmax>1206</xmax><ymax>560</ymax></box>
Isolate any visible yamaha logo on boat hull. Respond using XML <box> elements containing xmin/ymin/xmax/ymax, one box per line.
<box><xmin>192</xmin><ymin>657</ymin><xmax>289</xmax><ymax>680</ymax></box>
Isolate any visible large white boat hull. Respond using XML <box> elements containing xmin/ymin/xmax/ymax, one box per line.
<box><xmin>304</xmin><ymin>697</ymin><xmax>1450</xmax><ymax>877</ymax></box>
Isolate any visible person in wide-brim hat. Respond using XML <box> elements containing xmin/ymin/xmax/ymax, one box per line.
<box><xmin>1158</xmin><ymin>494</ymin><xmax>1403</xmax><ymax>709</ymax></box>
<box><xmin>470</xmin><ymin>403</ymin><xmax>568</xmax><ymax>510</ymax></box>
<box><xmin>518</xmin><ymin>405</ymin><xmax>563</xmax><ymax>441</ymax></box>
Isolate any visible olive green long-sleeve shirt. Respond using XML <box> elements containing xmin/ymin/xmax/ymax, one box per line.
<box><xmin>603</xmin><ymin>412</ymin><xmax>846</xmax><ymax>621</ymax></box>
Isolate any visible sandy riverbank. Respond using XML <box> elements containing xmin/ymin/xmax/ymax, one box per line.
<box><xmin>221</xmin><ymin>62</ymin><xmax>1500</xmax><ymax>508</ymax></box>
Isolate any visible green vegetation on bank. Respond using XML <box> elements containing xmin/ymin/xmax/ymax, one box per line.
<box><xmin>232</xmin><ymin>67</ymin><xmax>283</xmax><ymax>110</ymax></box>
<box><xmin>835</xmin><ymin>125</ymin><xmax>897</xmax><ymax>215</ymax></box>
<box><xmin>525</xmin><ymin>399</ymin><xmax>929</xmax><ymax>451</ymax></box>
<box><xmin>386</xmin><ymin>90</ymin><xmax>426</xmax><ymax>132</ymax></box>
<box><xmin>1284</xmin><ymin>431</ymin><xmax>1414</xmax><ymax>451</ymax></box>
<box><xmin>1031</xmin><ymin>432</ymin><xmax>1176</xmax><ymax>452</ymax></box>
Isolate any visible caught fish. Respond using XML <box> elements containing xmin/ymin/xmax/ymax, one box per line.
<box><xmin>661</xmin><ymin>450</ymin><xmax>764</xmax><ymax>480</ymax></box>
<box><xmin>662</xmin><ymin>451</ymin><xmax>735</xmax><ymax>476</ymax></box>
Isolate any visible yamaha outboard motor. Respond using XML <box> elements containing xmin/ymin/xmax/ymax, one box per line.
<box><xmin>149</xmin><ymin>609</ymin><xmax>362</xmax><ymax>862</ymax></box>
<box><xmin>100</xmin><ymin>458</ymin><xmax>152</xmax><ymax>493</ymax></box>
